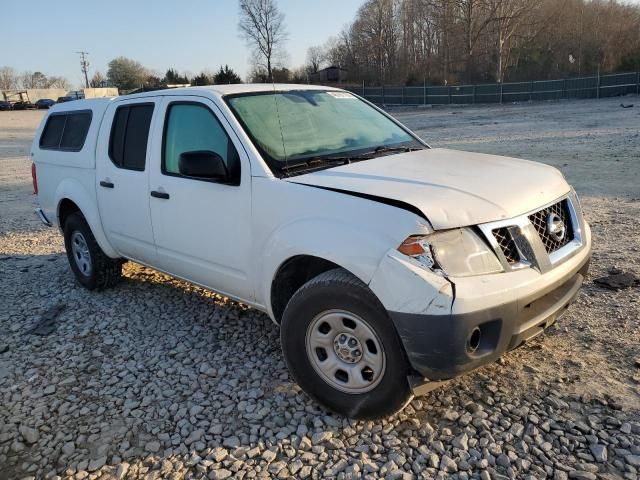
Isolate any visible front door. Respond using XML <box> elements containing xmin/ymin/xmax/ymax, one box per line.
<box><xmin>96</xmin><ymin>98</ymin><xmax>159</xmax><ymax>264</ymax></box>
<box><xmin>147</xmin><ymin>96</ymin><xmax>253</xmax><ymax>302</ymax></box>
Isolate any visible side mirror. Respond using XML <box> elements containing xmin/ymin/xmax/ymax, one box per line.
<box><xmin>178</xmin><ymin>150</ymin><xmax>228</xmax><ymax>180</ymax></box>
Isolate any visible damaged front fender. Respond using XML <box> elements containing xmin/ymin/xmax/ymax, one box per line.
<box><xmin>369</xmin><ymin>249</ymin><xmax>456</xmax><ymax>390</ymax></box>
<box><xmin>368</xmin><ymin>249</ymin><xmax>454</xmax><ymax>316</ymax></box>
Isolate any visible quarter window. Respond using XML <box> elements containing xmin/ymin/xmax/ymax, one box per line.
<box><xmin>162</xmin><ymin>103</ymin><xmax>240</xmax><ymax>183</ymax></box>
<box><xmin>39</xmin><ymin>111</ymin><xmax>92</xmax><ymax>151</ymax></box>
<box><xmin>108</xmin><ymin>104</ymin><xmax>154</xmax><ymax>171</ymax></box>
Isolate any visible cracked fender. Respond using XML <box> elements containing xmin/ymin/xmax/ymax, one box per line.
<box><xmin>369</xmin><ymin>249</ymin><xmax>453</xmax><ymax>315</ymax></box>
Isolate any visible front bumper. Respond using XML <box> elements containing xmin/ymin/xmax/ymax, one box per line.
<box><xmin>370</xmin><ymin>212</ymin><xmax>592</xmax><ymax>383</ymax></box>
<box><xmin>390</xmin><ymin>254</ymin><xmax>590</xmax><ymax>380</ymax></box>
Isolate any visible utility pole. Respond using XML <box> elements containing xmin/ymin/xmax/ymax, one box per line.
<box><xmin>76</xmin><ymin>51</ymin><xmax>90</xmax><ymax>88</ymax></box>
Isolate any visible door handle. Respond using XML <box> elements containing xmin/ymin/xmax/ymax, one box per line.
<box><xmin>150</xmin><ymin>190</ymin><xmax>170</xmax><ymax>200</ymax></box>
<box><xmin>99</xmin><ymin>180</ymin><xmax>114</xmax><ymax>188</ymax></box>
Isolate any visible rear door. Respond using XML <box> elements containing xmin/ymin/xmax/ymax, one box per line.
<box><xmin>96</xmin><ymin>97</ymin><xmax>159</xmax><ymax>264</ymax></box>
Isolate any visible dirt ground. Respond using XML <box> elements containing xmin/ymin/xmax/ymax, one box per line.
<box><xmin>1</xmin><ymin>98</ymin><xmax>639</xmax><ymax>480</ymax></box>
<box><xmin>393</xmin><ymin>97</ymin><xmax>640</xmax><ymax>198</ymax></box>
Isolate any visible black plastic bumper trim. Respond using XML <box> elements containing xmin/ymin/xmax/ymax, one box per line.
<box><xmin>390</xmin><ymin>255</ymin><xmax>591</xmax><ymax>380</ymax></box>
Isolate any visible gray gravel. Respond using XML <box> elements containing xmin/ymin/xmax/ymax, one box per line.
<box><xmin>1</xmin><ymin>100</ymin><xmax>639</xmax><ymax>479</ymax></box>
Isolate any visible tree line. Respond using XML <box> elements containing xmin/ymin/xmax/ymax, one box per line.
<box><xmin>303</xmin><ymin>0</ymin><xmax>640</xmax><ymax>86</ymax></box>
<box><xmin>0</xmin><ymin>61</ymin><xmax>244</xmax><ymax>93</ymax></box>
<box><xmin>0</xmin><ymin>67</ymin><xmax>71</xmax><ymax>91</ymax></box>
<box><xmin>236</xmin><ymin>0</ymin><xmax>640</xmax><ymax>86</ymax></box>
<box><xmin>100</xmin><ymin>58</ymin><xmax>243</xmax><ymax>91</ymax></box>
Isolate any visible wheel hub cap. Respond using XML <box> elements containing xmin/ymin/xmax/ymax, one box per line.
<box><xmin>305</xmin><ymin>310</ymin><xmax>386</xmax><ymax>394</ymax></box>
<box><xmin>333</xmin><ymin>333</ymin><xmax>362</xmax><ymax>363</ymax></box>
<box><xmin>70</xmin><ymin>231</ymin><xmax>92</xmax><ymax>277</ymax></box>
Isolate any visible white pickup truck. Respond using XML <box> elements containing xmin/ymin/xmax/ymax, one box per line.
<box><xmin>32</xmin><ymin>84</ymin><xmax>591</xmax><ymax>418</ymax></box>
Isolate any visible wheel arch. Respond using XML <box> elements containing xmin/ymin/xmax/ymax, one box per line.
<box><xmin>270</xmin><ymin>255</ymin><xmax>344</xmax><ymax>323</ymax></box>
<box><xmin>260</xmin><ymin>217</ymin><xmax>398</xmax><ymax>322</ymax></box>
<box><xmin>58</xmin><ymin>198</ymin><xmax>81</xmax><ymax>230</ymax></box>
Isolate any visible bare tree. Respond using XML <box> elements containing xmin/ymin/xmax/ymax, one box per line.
<box><xmin>306</xmin><ymin>46</ymin><xmax>324</xmax><ymax>73</ymax></box>
<box><xmin>0</xmin><ymin>66</ymin><xmax>19</xmax><ymax>90</ymax></box>
<box><xmin>433</xmin><ymin>0</ymin><xmax>455</xmax><ymax>84</ymax></box>
<box><xmin>90</xmin><ymin>71</ymin><xmax>106</xmax><ymax>88</ymax></box>
<box><xmin>323</xmin><ymin>34</ymin><xmax>351</xmax><ymax>71</ymax></box>
<box><xmin>456</xmin><ymin>0</ymin><xmax>495</xmax><ymax>82</ymax></box>
<box><xmin>238</xmin><ymin>0</ymin><xmax>288</xmax><ymax>82</ymax></box>
<box><xmin>350</xmin><ymin>0</ymin><xmax>401</xmax><ymax>84</ymax></box>
<box><xmin>21</xmin><ymin>71</ymin><xmax>49</xmax><ymax>89</ymax></box>
<box><xmin>47</xmin><ymin>76</ymin><xmax>71</xmax><ymax>89</ymax></box>
<box><xmin>400</xmin><ymin>0</ymin><xmax>440</xmax><ymax>83</ymax></box>
<box><xmin>488</xmin><ymin>0</ymin><xmax>536</xmax><ymax>82</ymax></box>
<box><xmin>303</xmin><ymin>0</ymin><xmax>640</xmax><ymax>85</ymax></box>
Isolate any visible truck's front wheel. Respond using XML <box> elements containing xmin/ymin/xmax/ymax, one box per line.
<box><xmin>281</xmin><ymin>269</ymin><xmax>412</xmax><ymax>419</ymax></box>
<box><xmin>63</xmin><ymin>212</ymin><xmax>123</xmax><ymax>290</ymax></box>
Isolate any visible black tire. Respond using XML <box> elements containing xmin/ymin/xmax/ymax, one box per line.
<box><xmin>63</xmin><ymin>212</ymin><xmax>123</xmax><ymax>290</ymax></box>
<box><xmin>281</xmin><ymin>268</ymin><xmax>412</xmax><ymax>419</ymax></box>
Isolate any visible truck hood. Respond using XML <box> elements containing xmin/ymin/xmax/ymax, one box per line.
<box><xmin>287</xmin><ymin>148</ymin><xmax>570</xmax><ymax>230</ymax></box>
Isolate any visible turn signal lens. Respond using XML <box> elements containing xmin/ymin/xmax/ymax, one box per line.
<box><xmin>397</xmin><ymin>235</ymin><xmax>436</xmax><ymax>269</ymax></box>
<box><xmin>398</xmin><ymin>236</ymin><xmax>427</xmax><ymax>256</ymax></box>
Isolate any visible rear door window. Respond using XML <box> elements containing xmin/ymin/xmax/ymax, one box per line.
<box><xmin>109</xmin><ymin>103</ymin><xmax>154</xmax><ymax>171</ymax></box>
<box><xmin>39</xmin><ymin>111</ymin><xmax>92</xmax><ymax>151</ymax></box>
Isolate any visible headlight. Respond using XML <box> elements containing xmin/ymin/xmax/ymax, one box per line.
<box><xmin>398</xmin><ymin>228</ymin><xmax>503</xmax><ymax>277</ymax></box>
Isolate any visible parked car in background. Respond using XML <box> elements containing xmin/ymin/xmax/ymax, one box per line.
<box><xmin>11</xmin><ymin>101</ymin><xmax>35</xmax><ymax>110</ymax></box>
<box><xmin>35</xmin><ymin>99</ymin><xmax>56</xmax><ymax>109</ymax></box>
<box><xmin>56</xmin><ymin>96</ymin><xmax>76</xmax><ymax>103</ymax></box>
<box><xmin>31</xmin><ymin>85</ymin><xmax>592</xmax><ymax>418</ymax></box>
<box><xmin>0</xmin><ymin>101</ymin><xmax>12</xmax><ymax>111</ymax></box>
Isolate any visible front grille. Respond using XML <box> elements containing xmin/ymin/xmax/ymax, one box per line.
<box><xmin>528</xmin><ymin>200</ymin><xmax>574</xmax><ymax>253</ymax></box>
<box><xmin>492</xmin><ymin>227</ymin><xmax>520</xmax><ymax>264</ymax></box>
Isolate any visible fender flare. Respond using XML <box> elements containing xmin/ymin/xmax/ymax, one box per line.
<box><xmin>55</xmin><ymin>177</ymin><xmax>119</xmax><ymax>258</ymax></box>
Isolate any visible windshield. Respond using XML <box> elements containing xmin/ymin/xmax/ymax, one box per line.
<box><xmin>226</xmin><ymin>90</ymin><xmax>424</xmax><ymax>176</ymax></box>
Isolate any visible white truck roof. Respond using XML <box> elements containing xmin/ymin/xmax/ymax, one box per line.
<box><xmin>197</xmin><ymin>83</ymin><xmax>340</xmax><ymax>96</ymax></box>
<box><xmin>46</xmin><ymin>84</ymin><xmax>342</xmax><ymax>113</ymax></box>
<box><xmin>132</xmin><ymin>83</ymin><xmax>339</xmax><ymax>98</ymax></box>
<box><xmin>47</xmin><ymin>97</ymin><xmax>115</xmax><ymax>116</ymax></box>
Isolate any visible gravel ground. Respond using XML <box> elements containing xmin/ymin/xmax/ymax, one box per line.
<box><xmin>1</xmin><ymin>99</ymin><xmax>639</xmax><ymax>480</ymax></box>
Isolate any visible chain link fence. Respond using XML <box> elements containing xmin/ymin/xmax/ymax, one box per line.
<box><xmin>342</xmin><ymin>71</ymin><xmax>640</xmax><ymax>105</ymax></box>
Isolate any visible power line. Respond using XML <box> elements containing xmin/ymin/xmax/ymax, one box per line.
<box><xmin>76</xmin><ymin>51</ymin><xmax>90</xmax><ymax>88</ymax></box>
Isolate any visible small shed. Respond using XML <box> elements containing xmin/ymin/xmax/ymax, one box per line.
<box><xmin>309</xmin><ymin>66</ymin><xmax>348</xmax><ymax>84</ymax></box>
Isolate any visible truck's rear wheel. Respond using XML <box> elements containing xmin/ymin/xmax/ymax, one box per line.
<box><xmin>63</xmin><ymin>212</ymin><xmax>123</xmax><ymax>290</ymax></box>
<box><xmin>281</xmin><ymin>268</ymin><xmax>412</xmax><ymax>419</ymax></box>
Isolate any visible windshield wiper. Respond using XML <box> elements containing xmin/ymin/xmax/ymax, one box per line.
<box><xmin>281</xmin><ymin>155</ymin><xmax>367</xmax><ymax>174</ymax></box>
<box><xmin>280</xmin><ymin>157</ymin><xmax>350</xmax><ymax>175</ymax></box>
<box><xmin>280</xmin><ymin>146</ymin><xmax>424</xmax><ymax>176</ymax></box>
<box><xmin>371</xmin><ymin>145</ymin><xmax>424</xmax><ymax>154</ymax></box>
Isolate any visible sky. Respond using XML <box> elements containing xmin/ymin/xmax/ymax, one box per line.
<box><xmin>1</xmin><ymin>0</ymin><xmax>364</xmax><ymax>88</ymax></box>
